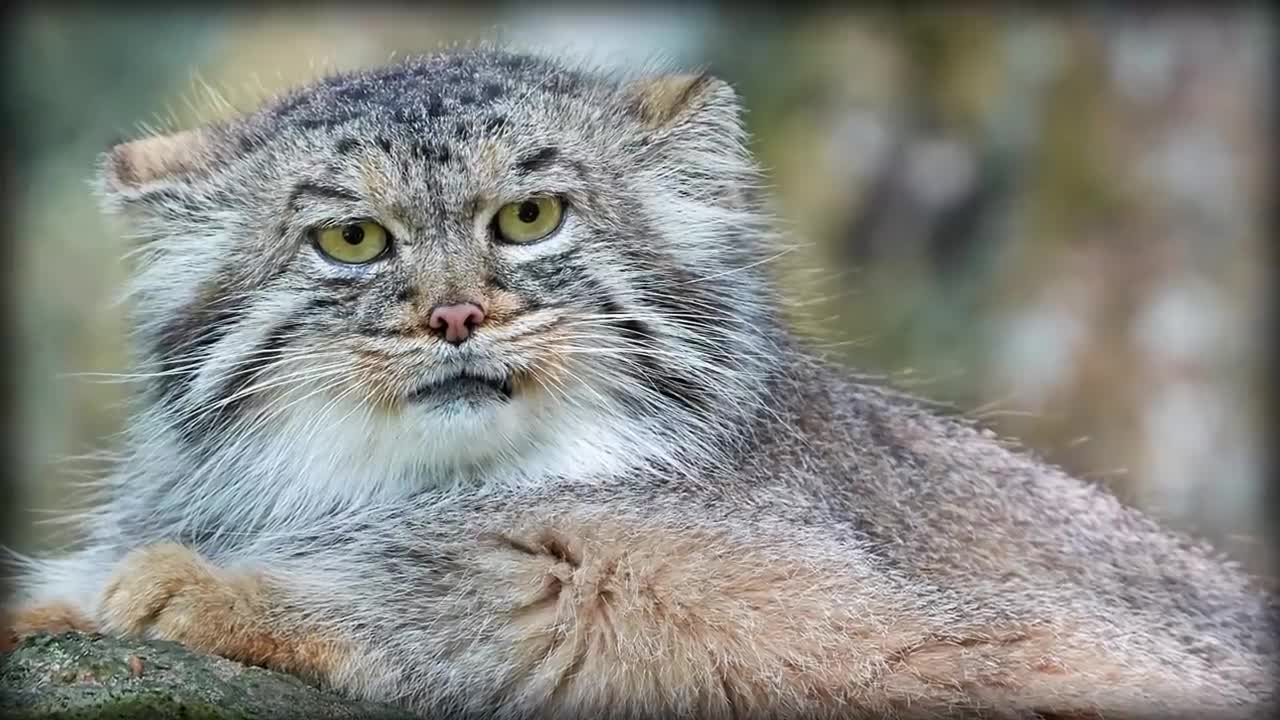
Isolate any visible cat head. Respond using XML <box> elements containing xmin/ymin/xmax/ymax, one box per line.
<box><xmin>98</xmin><ymin>49</ymin><xmax>784</xmax><ymax>504</ymax></box>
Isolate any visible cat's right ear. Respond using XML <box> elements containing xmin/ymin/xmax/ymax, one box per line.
<box><xmin>96</xmin><ymin>128</ymin><xmax>216</xmax><ymax>212</ymax></box>
<box><xmin>624</xmin><ymin>72</ymin><xmax>741</xmax><ymax>139</ymax></box>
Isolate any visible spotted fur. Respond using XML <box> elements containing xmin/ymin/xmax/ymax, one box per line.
<box><xmin>6</xmin><ymin>48</ymin><xmax>1276</xmax><ymax>719</ymax></box>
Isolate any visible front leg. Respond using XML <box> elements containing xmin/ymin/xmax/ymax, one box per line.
<box><xmin>88</xmin><ymin>505</ymin><xmax>1270</xmax><ymax>720</ymax></box>
<box><xmin>98</xmin><ymin>542</ymin><xmax>353</xmax><ymax>686</ymax></box>
<box><xmin>1</xmin><ymin>601</ymin><xmax>98</xmax><ymax>653</ymax></box>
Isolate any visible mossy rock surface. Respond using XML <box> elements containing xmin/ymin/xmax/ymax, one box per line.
<box><xmin>0</xmin><ymin>632</ymin><xmax>416</xmax><ymax>720</ymax></box>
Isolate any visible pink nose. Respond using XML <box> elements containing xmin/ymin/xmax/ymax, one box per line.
<box><xmin>428</xmin><ymin>302</ymin><xmax>486</xmax><ymax>345</ymax></box>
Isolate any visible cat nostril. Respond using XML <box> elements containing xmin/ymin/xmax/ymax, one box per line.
<box><xmin>427</xmin><ymin>302</ymin><xmax>486</xmax><ymax>345</ymax></box>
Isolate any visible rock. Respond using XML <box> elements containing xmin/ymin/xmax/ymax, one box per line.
<box><xmin>0</xmin><ymin>631</ymin><xmax>417</xmax><ymax>719</ymax></box>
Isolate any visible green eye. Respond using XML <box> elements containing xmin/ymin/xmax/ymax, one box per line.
<box><xmin>313</xmin><ymin>222</ymin><xmax>390</xmax><ymax>264</ymax></box>
<box><xmin>495</xmin><ymin>196</ymin><xmax>564</xmax><ymax>244</ymax></box>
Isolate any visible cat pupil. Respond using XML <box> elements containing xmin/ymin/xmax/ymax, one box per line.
<box><xmin>342</xmin><ymin>225</ymin><xmax>365</xmax><ymax>245</ymax></box>
<box><xmin>517</xmin><ymin>201</ymin><xmax>539</xmax><ymax>223</ymax></box>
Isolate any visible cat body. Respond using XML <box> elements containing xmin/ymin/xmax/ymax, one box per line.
<box><xmin>5</xmin><ymin>49</ymin><xmax>1275</xmax><ymax>719</ymax></box>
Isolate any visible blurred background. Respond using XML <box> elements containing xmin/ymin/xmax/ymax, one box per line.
<box><xmin>5</xmin><ymin>7</ymin><xmax>1274</xmax><ymax>576</ymax></box>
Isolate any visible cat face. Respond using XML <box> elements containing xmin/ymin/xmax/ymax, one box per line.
<box><xmin>99</xmin><ymin>50</ymin><xmax>780</xmax><ymax>492</ymax></box>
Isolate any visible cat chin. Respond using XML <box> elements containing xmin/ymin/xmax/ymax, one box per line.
<box><xmin>398</xmin><ymin>392</ymin><xmax>540</xmax><ymax>469</ymax></box>
<box><xmin>256</xmin><ymin>382</ymin><xmax>637</xmax><ymax>492</ymax></box>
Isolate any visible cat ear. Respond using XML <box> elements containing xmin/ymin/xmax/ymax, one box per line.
<box><xmin>624</xmin><ymin>72</ymin><xmax>742</xmax><ymax>135</ymax></box>
<box><xmin>97</xmin><ymin>127</ymin><xmax>217</xmax><ymax>201</ymax></box>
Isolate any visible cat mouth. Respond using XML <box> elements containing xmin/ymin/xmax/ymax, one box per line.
<box><xmin>407</xmin><ymin>371</ymin><xmax>514</xmax><ymax>405</ymax></box>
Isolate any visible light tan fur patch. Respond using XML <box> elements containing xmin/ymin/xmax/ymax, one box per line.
<box><xmin>483</xmin><ymin>287</ymin><xmax>525</xmax><ymax>326</ymax></box>
<box><xmin>108</xmin><ymin>129</ymin><xmax>214</xmax><ymax>190</ymax></box>
<box><xmin>521</xmin><ymin>328</ymin><xmax>574</xmax><ymax>403</ymax></box>
<box><xmin>474</xmin><ymin>516</ymin><xmax>1214</xmax><ymax>719</ymax></box>
<box><xmin>1</xmin><ymin>601</ymin><xmax>98</xmax><ymax>653</ymax></box>
<box><xmin>79</xmin><ymin>525</ymin><xmax>1246</xmax><ymax>718</ymax></box>
<box><xmin>351</xmin><ymin>348</ymin><xmax>403</xmax><ymax>415</ymax></box>
<box><xmin>99</xmin><ymin>543</ymin><xmax>351</xmax><ymax>684</ymax></box>
<box><xmin>625</xmin><ymin>73</ymin><xmax>720</xmax><ymax>131</ymax></box>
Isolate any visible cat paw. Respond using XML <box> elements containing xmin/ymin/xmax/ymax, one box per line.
<box><xmin>98</xmin><ymin>542</ymin><xmax>243</xmax><ymax>649</ymax></box>
<box><xmin>97</xmin><ymin>542</ymin><xmax>349</xmax><ymax>680</ymax></box>
<box><xmin>1</xmin><ymin>601</ymin><xmax>97</xmax><ymax>653</ymax></box>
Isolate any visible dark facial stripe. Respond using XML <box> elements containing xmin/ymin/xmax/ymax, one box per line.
<box><xmin>411</xmin><ymin>142</ymin><xmax>451</xmax><ymax>164</ymax></box>
<box><xmin>179</xmin><ymin>305</ymin><xmax>314</xmax><ymax>453</ymax></box>
<box><xmin>518</xmin><ymin>246</ymin><xmax>583</xmax><ymax>289</ymax></box>
<box><xmin>334</xmin><ymin>137</ymin><xmax>359</xmax><ymax>155</ymax></box>
<box><xmin>287</xmin><ymin>182</ymin><xmax>361</xmax><ymax>211</ymax></box>
<box><xmin>590</xmin><ymin>291</ymin><xmax>714</xmax><ymax>420</ymax></box>
<box><xmin>356</xmin><ymin>325</ymin><xmax>404</xmax><ymax>339</ymax></box>
<box><xmin>484</xmin><ymin>115</ymin><xmax>508</xmax><ymax>134</ymax></box>
<box><xmin>597</xmin><ymin>298</ymin><xmax>649</xmax><ymax>347</ymax></box>
<box><xmin>151</xmin><ymin>286</ymin><xmax>244</xmax><ymax>402</ymax></box>
<box><xmin>318</xmin><ymin>275</ymin><xmax>361</xmax><ymax>290</ymax></box>
<box><xmin>622</xmin><ymin>336</ymin><xmax>714</xmax><ymax>418</ymax></box>
<box><xmin>515</xmin><ymin>146</ymin><xmax>559</xmax><ymax>175</ymax></box>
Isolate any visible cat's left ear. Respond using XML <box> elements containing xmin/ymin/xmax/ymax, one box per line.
<box><xmin>96</xmin><ymin>128</ymin><xmax>218</xmax><ymax>210</ymax></box>
<box><xmin>624</xmin><ymin>72</ymin><xmax>743</xmax><ymax>139</ymax></box>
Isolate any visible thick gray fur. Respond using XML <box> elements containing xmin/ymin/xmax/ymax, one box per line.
<box><xmin>7</xmin><ymin>48</ymin><xmax>1276</xmax><ymax>719</ymax></box>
